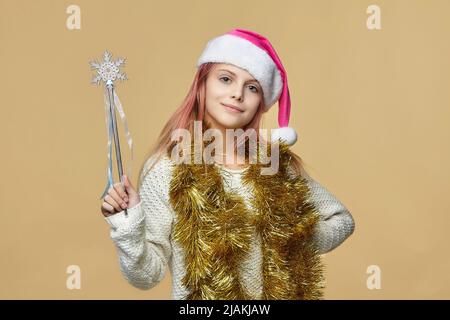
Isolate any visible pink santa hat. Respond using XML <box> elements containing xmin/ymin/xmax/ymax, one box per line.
<box><xmin>197</xmin><ymin>28</ymin><xmax>298</xmax><ymax>146</ymax></box>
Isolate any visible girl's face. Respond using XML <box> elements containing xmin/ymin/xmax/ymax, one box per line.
<box><xmin>204</xmin><ymin>63</ymin><xmax>263</xmax><ymax>131</ymax></box>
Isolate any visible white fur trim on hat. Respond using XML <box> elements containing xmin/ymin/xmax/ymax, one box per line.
<box><xmin>197</xmin><ymin>34</ymin><xmax>283</xmax><ymax>110</ymax></box>
<box><xmin>271</xmin><ymin>127</ymin><xmax>298</xmax><ymax>146</ymax></box>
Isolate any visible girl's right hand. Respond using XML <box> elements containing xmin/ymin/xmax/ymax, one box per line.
<box><xmin>101</xmin><ymin>175</ymin><xmax>141</xmax><ymax>217</ymax></box>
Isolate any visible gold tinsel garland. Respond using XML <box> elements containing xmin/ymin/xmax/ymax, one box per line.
<box><xmin>168</xmin><ymin>139</ymin><xmax>325</xmax><ymax>300</ymax></box>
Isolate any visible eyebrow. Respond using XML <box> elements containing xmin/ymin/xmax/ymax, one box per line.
<box><xmin>217</xmin><ymin>69</ymin><xmax>260</xmax><ymax>86</ymax></box>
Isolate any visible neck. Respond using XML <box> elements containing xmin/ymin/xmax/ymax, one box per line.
<box><xmin>202</xmin><ymin>119</ymin><xmax>247</xmax><ymax>167</ymax></box>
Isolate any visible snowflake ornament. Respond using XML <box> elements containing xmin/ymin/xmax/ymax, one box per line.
<box><xmin>90</xmin><ymin>50</ymin><xmax>127</xmax><ymax>85</ymax></box>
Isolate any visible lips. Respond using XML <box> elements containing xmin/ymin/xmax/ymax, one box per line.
<box><xmin>221</xmin><ymin>103</ymin><xmax>243</xmax><ymax>112</ymax></box>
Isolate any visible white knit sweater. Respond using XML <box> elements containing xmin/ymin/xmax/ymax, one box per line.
<box><xmin>104</xmin><ymin>155</ymin><xmax>355</xmax><ymax>299</ymax></box>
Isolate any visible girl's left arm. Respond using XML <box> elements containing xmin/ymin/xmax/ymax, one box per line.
<box><xmin>300</xmin><ymin>168</ymin><xmax>356</xmax><ymax>254</ymax></box>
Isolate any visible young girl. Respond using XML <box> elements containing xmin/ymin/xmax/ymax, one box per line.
<box><xmin>100</xmin><ymin>28</ymin><xmax>355</xmax><ymax>300</ymax></box>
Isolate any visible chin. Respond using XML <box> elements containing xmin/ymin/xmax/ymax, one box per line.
<box><xmin>217</xmin><ymin>117</ymin><xmax>245</xmax><ymax>130</ymax></box>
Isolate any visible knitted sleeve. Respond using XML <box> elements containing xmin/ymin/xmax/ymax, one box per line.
<box><xmin>104</xmin><ymin>156</ymin><xmax>173</xmax><ymax>290</ymax></box>
<box><xmin>300</xmin><ymin>168</ymin><xmax>356</xmax><ymax>254</ymax></box>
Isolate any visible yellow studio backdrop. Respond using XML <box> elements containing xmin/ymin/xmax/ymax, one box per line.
<box><xmin>1</xmin><ymin>0</ymin><xmax>449</xmax><ymax>299</ymax></box>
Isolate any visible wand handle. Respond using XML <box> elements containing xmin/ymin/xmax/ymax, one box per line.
<box><xmin>107</xmin><ymin>83</ymin><xmax>128</xmax><ymax>216</ymax></box>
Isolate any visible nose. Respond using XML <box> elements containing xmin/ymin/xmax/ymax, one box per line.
<box><xmin>231</xmin><ymin>88</ymin><xmax>244</xmax><ymax>102</ymax></box>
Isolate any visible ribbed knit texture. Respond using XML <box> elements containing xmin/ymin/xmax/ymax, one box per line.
<box><xmin>104</xmin><ymin>155</ymin><xmax>355</xmax><ymax>299</ymax></box>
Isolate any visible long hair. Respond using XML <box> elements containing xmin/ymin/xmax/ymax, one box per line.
<box><xmin>137</xmin><ymin>62</ymin><xmax>305</xmax><ymax>192</ymax></box>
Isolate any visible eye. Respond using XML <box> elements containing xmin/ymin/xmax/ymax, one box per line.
<box><xmin>248</xmin><ymin>85</ymin><xmax>259</xmax><ymax>93</ymax></box>
<box><xmin>219</xmin><ymin>76</ymin><xmax>231</xmax><ymax>83</ymax></box>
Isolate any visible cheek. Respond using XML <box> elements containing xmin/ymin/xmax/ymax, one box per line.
<box><xmin>247</xmin><ymin>96</ymin><xmax>261</xmax><ymax>113</ymax></box>
<box><xmin>205</xmin><ymin>88</ymin><xmax>224</xmax><ymax>116</ymax></box>
<box><xmin>206</xmin><ymin>80</ymin><xmax>226</xmax><ymax>98</ymax></box>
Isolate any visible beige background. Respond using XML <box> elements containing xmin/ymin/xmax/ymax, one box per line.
<box><xmin>1</xmin><ymin>0</ymin><xmax>449</xmax><ymax>299</ymax></box>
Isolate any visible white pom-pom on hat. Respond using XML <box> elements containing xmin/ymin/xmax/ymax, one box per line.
<box><xmin>271</xmin><ymin>126</ymin><xmax>298</xmax><ymax>146</ymax></box>
<box><xmin>197</xmin><ymin>28</ymin><xmax>299</xmax><ymax>146</ymax></box>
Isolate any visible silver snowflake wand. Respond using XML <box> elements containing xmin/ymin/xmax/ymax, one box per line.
<box><xmin>90</xmin><ymin>50</ymin><xmax>128</xmax><ymax>85</ymax></box>
<box><xmin>90</xmin><ymin>50</ymin><xmax>134</xmax><ymax>216</ymax></box>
